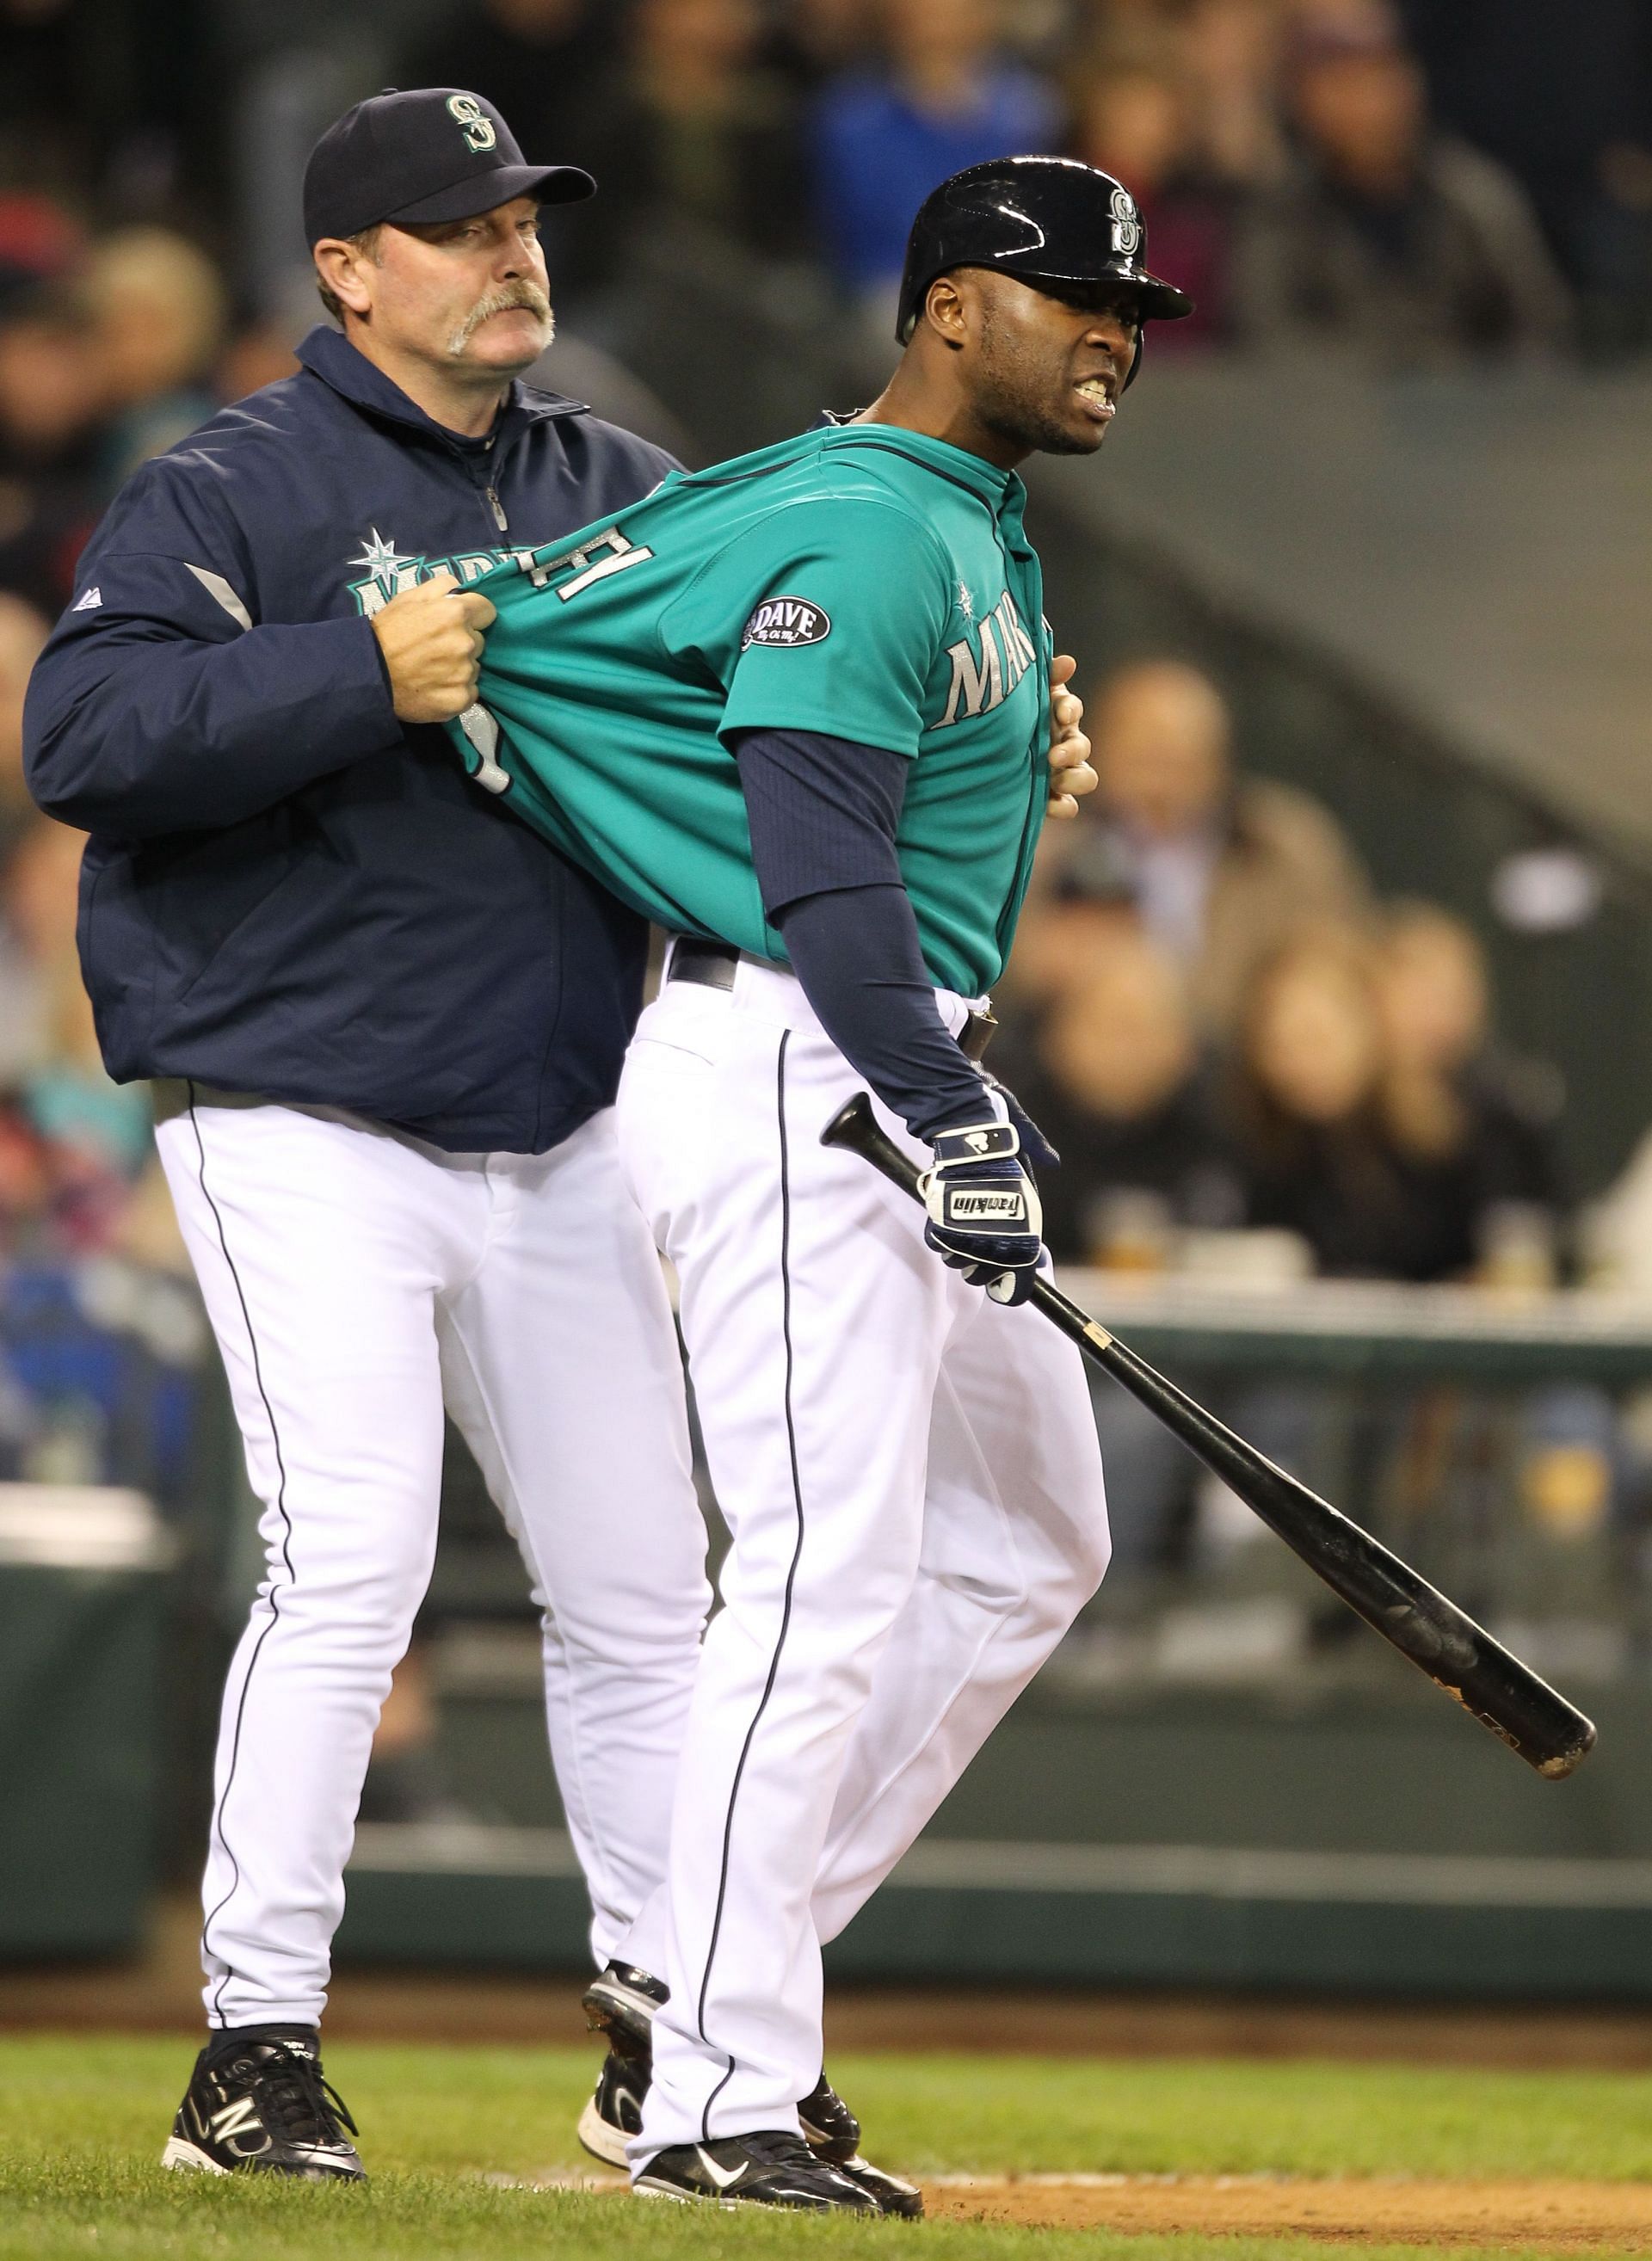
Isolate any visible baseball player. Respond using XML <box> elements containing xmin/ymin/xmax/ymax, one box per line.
<box><xmin>447</xmin><ymin>157</ymin><xmax>1193</xmax><ymax>2211</ymax></box>
<box><xmin>21</xmin><ymin>89</ymin><xmax>720</xmax><ymax>2183</ymax></box>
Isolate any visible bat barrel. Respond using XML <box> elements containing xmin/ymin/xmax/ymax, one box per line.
<box><xmin>1053</xmin><ymin>1296</ymin><xmax>1596</xmax><ymax>1779</ymax></box>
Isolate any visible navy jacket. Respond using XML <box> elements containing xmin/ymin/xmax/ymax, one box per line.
<box><xmin>23</xmin><ymin>326</ymin><xmax>676</xmax><ymax>1154</ymax></box>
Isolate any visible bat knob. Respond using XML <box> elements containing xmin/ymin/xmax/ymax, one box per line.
<box><xmin>821</xmin><ymin>1091</ymin><xmax>877</xmax><ymax>1152</ymax></box>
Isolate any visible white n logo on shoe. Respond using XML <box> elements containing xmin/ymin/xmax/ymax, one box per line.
<box><xmin>210</xmin><ymin>2094</ymin><xmax>266</xmax><ymax>2148</ymax></box>
<box><xmin>696</xmin><ymin>2147</ymin><xmax>748</xmax><ymax>2191</ymax></box>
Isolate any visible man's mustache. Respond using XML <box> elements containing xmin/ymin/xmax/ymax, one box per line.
<box><xmin>447</xmin><ymin>283</ymin><xmax>552</xmax><ymax>355</ymax></box>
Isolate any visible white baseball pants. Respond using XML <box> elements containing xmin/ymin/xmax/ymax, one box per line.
<box><xmin>613</xmin><ymin>958</ymin><xmax>1111</xmax><ymax>2159</ymax></box>
<box><xmin>154</xmin><ymin>1087</ymin><xmax>710</xmax><ymax>2030</ymax></box>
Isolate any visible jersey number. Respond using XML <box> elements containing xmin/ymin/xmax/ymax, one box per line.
<box><xmin>525</xmin><ymin>525</ymin><xmax>655</xmax><ymax>601</ymax></box>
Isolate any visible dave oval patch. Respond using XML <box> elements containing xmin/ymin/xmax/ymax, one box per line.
<box><xmin>741</xmin><ymin>595</ymin><xmax>832</xmax><ymax>650</ymax></box>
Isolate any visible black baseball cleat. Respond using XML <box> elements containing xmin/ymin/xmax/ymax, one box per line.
<box><xmin>582</xmin><ymin>1961</ymin><xmax>667</xmax><ymax>2061</ymax></box>
<box><xmin>579</xmin><ymin>1961</ymin><xmax>667</xmax><ymax>2168</ymax></box>
<box><xmin>634</xmin><ymin>2130</ymin><xmax>881</xmax><ymax>2211</ymax></box>
<box><xmin>576</xmin><ymin>2045</ymin><xmax>645</xmax><ymax>2168</ymax></box>
<box><xmin>800</xmin><ymin>2073</ymin><xmax>925</xmax><ymax>2218</ymax></box>
<box><xmin>578</xmin><ymin>1962</ymin><xmax>922</xmax><ymax>2211</ymax></box>
<box><xmin>161</xmin><ymin>2031</ymin><xmax>366</xmax><ymax>2181</ymax></box>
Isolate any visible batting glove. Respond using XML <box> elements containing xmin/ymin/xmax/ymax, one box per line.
<box><xmin>981</xmin><ymin>1072</ymin><xmax>1060</xmax><ymax>1174</ymax></box>
<box><xmin>919</xmin><ymin>1119</ymin><xmax>1045</xmax><ymax>1306</ymax></box>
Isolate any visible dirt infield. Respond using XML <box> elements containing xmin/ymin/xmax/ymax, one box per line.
<box><xmin>924</xmin><ymin>2176</ymin><xmax>1652</xmax><ymax>2249</ymax></box>
<box><xmin>521</xmin><ymin>2172</ymin><xmax>1652</xmax><ymax>2249</ymax></box>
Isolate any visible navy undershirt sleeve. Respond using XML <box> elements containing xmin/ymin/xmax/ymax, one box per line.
<box><xmin>731</xmin><ymin>727</ymin><xmax>989</xmax><ymax>1140</ymax></box>
<box><xmin>732</xmin><ymin>724</ymin><xmax>906</xmax><ymax>906</ymax></box>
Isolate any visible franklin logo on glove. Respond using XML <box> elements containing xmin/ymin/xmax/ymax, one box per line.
<box><xmin>950</xmin><ymin>1189</ymin><xmax>1029</xmax><ymax>1220</ymax></box>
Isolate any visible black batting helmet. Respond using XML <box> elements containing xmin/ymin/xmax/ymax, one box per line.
<box><xmin>896</xmin><ymin>155</ymin><xmax>1193</xmax><ymax>386</ymax></box>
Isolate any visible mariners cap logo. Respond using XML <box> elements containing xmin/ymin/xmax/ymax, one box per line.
<box><xmin>447</xmin><ymin>93</ymin><xmax>497</xmax><ymax>153</ymax></box>
<box><xmin>1109</xmin><ymin>185</ymin><xmax>1141</xmax><ymax>259</ymax></box>
<box><xmin>742</xmin><ymin>596</ymin><xmax>832</xmax><ymax>650</ymax></box>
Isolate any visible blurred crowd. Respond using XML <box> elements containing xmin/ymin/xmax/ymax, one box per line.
<box><xmin>1003</xmin><ymin>658</ymin><xmax>1569</xmax><ymax>1288</ymax></box>
<box><xmin>3</xmin><ymin>0</ymin><xmax>1651</xmax><ymax>367</ymax></box>
<box><xmin>379</xmin><ymin>0</ymin><xmax>1642</xmax><ymax>354</ymax></box>
<box><xmin>0</xmin><ymin>0</ymin><xmax>1649</xmax><ymax>1286</ymax></box>
<box><xmin>1</xmin><ymin>0</ymin><xmax>1649</xmax><ymax>1729</ymax></box>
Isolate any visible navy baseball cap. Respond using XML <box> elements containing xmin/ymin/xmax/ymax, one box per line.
<box><xmin>303</xmin><ymin>87</ymin><xmax>595</xmax><ymax>245</ymax></box>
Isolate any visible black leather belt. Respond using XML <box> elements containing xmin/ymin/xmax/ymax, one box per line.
<box><xmin>667</xmin><ymin>939</ymin><xmax>997</xmax><ymax>1062</ymax></box>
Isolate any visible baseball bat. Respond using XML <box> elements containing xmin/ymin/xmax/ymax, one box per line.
<box><xmin>822</xmin><ymin>1092</ymin><xmax>1596</xmax><ymax>1780</ymax></box>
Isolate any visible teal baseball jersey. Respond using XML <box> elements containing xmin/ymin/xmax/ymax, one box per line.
<box><xmin>448</xmin><ymin>422</ymin><xmax>1051</xmax><ymax>996</ymax></box>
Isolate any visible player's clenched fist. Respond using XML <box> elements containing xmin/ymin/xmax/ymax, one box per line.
<box><xmin>371</xmin><ymin>571</ymin><xmax>497</xmax><ymax>724</ymax></box>
<box><xmin>1046</xmin><ymin>652</ymin><xmax>1097</xmax><ymax>819</ymax></box>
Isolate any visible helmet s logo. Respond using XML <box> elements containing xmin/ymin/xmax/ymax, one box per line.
<box><xmin>447</xmin><ymin>94</ymin><xmax>497</xmax><ymax>153</ymax></box>
<box><xmin>1109</xmin><ymin>186</ymin><xmax>1141</xmax><ymax>259</ymax></box>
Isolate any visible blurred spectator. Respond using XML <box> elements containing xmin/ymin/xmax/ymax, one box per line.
<box><xmin>578</xmin><ymin>0</ymin><xmax>814</xmax><ymax>267</ymax></box>
<box><xmin>0</xmin><ymin>191</ymin><xmax>84</xmax><ymax>297</ymax></box>
<box><xmin>1373</xmin><ymin>900</ymin><xmax>1567</xmax><ymax>1274</ymax></box>
<box><xmin>1227</xmin><ymin>924</ymin><xmax>1424</xmax><ymax>1276</ymax></box>
<box><xmin>0</xmin><ymin>808</ymin><xmax>163</xmax><ymax>1260</ymax></box>
<box><xmin>0</xmin><ymin>595</ymin><xmax>48</xmax><ymax>859</ymax></box>
<box><xmin>1399</xmin><ymin>0</ymin><xmax>1648</xmax><ymax>335</ymax></box>
<box><xmin>21</xmin><ymin>950</ymin><xmax>157</xmax><ymax>1254</ymax></box>
<box><xmin>1070</xmin><ymin>54</ymin><xmax>1235</xmax><ymax>345</ymax></box>
<box><xmin>1086</xmin><ymin>658</ymin><xmax>1370</xmax><ymax>1034</ymax></box>
<box><xmin>1177</xmin><ymin>0</ymin><xmax>1287</xmax><ymax>193</ymax></box>
<box><xmin>86</xmin><ymin>228</ymin><xmax>226</xmax><ymax>486</ymax></box>
<box><xmin>1012</xmin><ymin>927</ymin><xmax>1242</xmax><ymax>1264</ymax></box>
<box><xmin>1229</xmin><ymin>917</ymin><xmax>1557</xmax><ymax>1283</ymax></box>
<box><xmin>811</xmin><ymin>0</ymin><xmax>1062</xmax><ymax>300</ymax></box>
<box><xmin>0</xmin><ymin>1089</ymin><xmax>50</xmax><ymax>1254</ymax></box>
<box><xmin>996</xmin><ymin>837</ymin><xmax>1137</xmax><ymax>1021</ymax></box>
<box><xmin>1233</xmin><ymin>3</ymin><xmax>1569</xmax><ymax>366</ymax></box>
<box><xmin>0</xmin><ymin>814</ymin><xmax>82</xmax><ymax>1084</ymax></box>
<box><xmin>0</xmin><ymin>282</ymin><xmax>103</xmax><ymax>613</ymax></box>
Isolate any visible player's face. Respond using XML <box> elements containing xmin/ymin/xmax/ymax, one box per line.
<box><xmin>959</xmin><ymin>274</ymin><xmax>1141</xmax><ymax>459</ymax></box>
<box><xmin>355</xmin><ymin>199</ymin><xmax>554</xmax><ymax>377</ymax></box>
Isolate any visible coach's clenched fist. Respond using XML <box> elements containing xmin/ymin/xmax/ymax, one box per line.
<box><xmin>371</xmin><ymin>571</ymin><xmax>497</xmax><ymax>724</ymax></box>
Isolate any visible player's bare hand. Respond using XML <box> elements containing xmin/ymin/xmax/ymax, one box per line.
<box><xmin>372</xmin><ymin>571</ymin><xmax>498</xmax><ymax>724</ymax></box>
<box><xmin>1046</xmin><ymin>653</ymin><xmax>1097</xmax><ymax>820</ymax></box>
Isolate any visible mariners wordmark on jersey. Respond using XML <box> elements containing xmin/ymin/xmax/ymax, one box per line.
<box><xmin>345</xmin><ymin>528</ymin><xmax>530</xmax><ymax>614</ymax></box>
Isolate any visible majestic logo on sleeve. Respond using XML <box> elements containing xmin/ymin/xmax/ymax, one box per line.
<box><xmin>447</xmin><ymin>94</ymin><xmax>497</xmax><ymax>153</ymax></box>
<box><xmin>741</xmin><ymin>596</ymin><xmax>832</xmax><ymax>650</ymax></box>
<box><xmin>936</xmin><ymin>589</ymin><xmax>1038</xmax><ymax>727</ymax></box>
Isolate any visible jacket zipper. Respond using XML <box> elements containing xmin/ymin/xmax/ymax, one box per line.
<box><xmin>484</xmin><ymin>485</ymin><xmax>509</xmax><ymax>532</ymax></box>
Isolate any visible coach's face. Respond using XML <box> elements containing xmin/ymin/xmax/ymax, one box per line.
<box><xmin>338</xmin><ymin>195</ymin><xmax>554</xmax><ymax>378</ymax></box>
<box><xmin>944</xmin><ymin>271</ymin><xmax>1141</xmax><ymax>460</ymax></box>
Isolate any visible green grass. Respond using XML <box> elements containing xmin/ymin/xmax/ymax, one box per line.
<box><xmin>1</xmin><ymin>2033</ymin><xmax>1649</xmax><ymax>2261</ymax></box>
